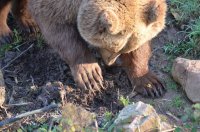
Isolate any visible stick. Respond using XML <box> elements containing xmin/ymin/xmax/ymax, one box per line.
<box><xmin>1</xmin><ymin>44</ymin><xmax>34</xmax><ymax>70</ymax></box>
<box><xmin>6</xmin><ymin>102</ymin><xmax>33</xmax><ymax>107</ymax></box>
<box><xmin>166</xmin><ymin>112</ymin><xmax>180</xmax><ymax>122</ymax></box>
<box><xmin>162</xmin><ymin>128</ymin><xmax>176</xmax><ymax>132</ymax></box>
<box><xmin>0</xmin><ymin>103</ymin><xmax>59</xmax><ymax>127</ymax></box>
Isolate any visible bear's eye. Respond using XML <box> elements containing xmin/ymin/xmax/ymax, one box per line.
<box><xmin>98</xmin><ymin>21</ymin><xmax>107</xmax><ymax>34</ymax></box>
<box><xmin>99</xmin><ymin>26</ymin><xmax>106</xmax><ymax>34</ymax></box>
<box><xmin>118</xmin><ymin>30</ymin><xmax>125</xmax><ymax>35</ymax></box>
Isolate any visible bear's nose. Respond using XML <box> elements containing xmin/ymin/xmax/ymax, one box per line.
<box><xmin>99</xmin><ymin>9</ymin><xmax>122</xmax><ymax>35</ymax></box>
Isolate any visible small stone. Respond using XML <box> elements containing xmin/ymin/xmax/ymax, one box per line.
<box><xmin>113</xmin><ymin>101</ymin><xmax>161</xmax><ymax>132</ymax></box>
<box><xmin>172</xmin><ymin>57</ymin><xmax>200</xmax><ymax>103</ymax></box>
<box><xmin>0</xmin><ymin>70</ymin><xmax>6</xmax><ymax>107</ymax></box>
<box><xmin>61</xmin><ymin>103</ymin><xmax>97</xmax><ymax>131</ymax></box>
<box><xmin>0</xmin><ymin>70</ymin><xmax>8</xmax><ymax>119</ymax></box>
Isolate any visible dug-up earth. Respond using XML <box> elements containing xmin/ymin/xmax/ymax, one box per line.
<box><xmin>0</xmin><ymin>13</ymin><xmax>193</xmax><ymax>130</ymax></box>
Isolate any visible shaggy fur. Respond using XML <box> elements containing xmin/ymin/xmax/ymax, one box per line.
<box><xmin>29</xmin><ymin>0</ymin><xmax>167</xmax><ymax>97</ymax></box>
<box><xmin>0</xmin><ymin>0</ymin><xmax>12</xmax><ymax>44</ymax></box>
<box><xmin>119</xmin><ymin>42</ymin><xmax>166</xmax><ymax>97</ymax></box>
<box><xmin>78</xmin><ymin>0</ymin><xmax>167</xmax><ymax>65</ymax></box>
<box><xmin>0</xmin><ymin>0</ymin><xmax>37</xmax><ymax>44</ymax></box>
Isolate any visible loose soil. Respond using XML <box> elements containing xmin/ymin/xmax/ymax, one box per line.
<box><xmin>0</xmin><ymin>12</ymin><xmax>193</xmax><ymax>131</ymax></box>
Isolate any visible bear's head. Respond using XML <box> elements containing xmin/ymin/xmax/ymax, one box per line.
<box><xmin>77</xmin><ymin>0</ymin><xmax>167</xmax><ymax>65</ymax></box>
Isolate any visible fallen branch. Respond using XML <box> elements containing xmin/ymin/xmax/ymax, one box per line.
<box><xmin>0</xmin><ymin>103</ymin><xmax>60</xmax><ymax>127</ymax></box>
<box><xmin>166</xmin><ymin>111</ymin><xmax>180</xmax><ymax>122</ymax></box>
<box><xmin>6</xmin><ymin>102</ymin><xmax>33</xmax><ymax>107</ymax></box>
<box><xmin>1</xmin><ymin>44</ymin><xmax>34</xmax><ymax>70</ymax></box>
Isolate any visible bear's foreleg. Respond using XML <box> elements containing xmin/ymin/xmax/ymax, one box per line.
<box><xmin>120</xmin><ymin>41</ymin><xmax>166</xmax><ymax>98</ymax></box>
<box><xmin>11</xmin><ymin>0</ymin><xmax>38</xmax><ymax>34</ymax></box>
<box><xmin>37</xmin><ymin>21</ymin><xmax>104</xmax><ymax>94</ymax></box>
<box><xmin>0</xmin><ymin>0</ymin><xmax>13</xmax><ymax>44</ymax></box>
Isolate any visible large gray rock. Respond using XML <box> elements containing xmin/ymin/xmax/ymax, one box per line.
<box><xmin>113</xmin><ymin>101</ymin><xmax>161</xmax><ymax>132</ymax></box>
<box><xmin>172</xmin><ymin>57</ymin><xmax>200</xmax><ymax>103</ymax></box>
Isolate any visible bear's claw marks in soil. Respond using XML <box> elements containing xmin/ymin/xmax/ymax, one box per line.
<box><xmin>71</xmin><ymin>62</ymin><xmax>104</xmax><ymax>95</ymax></box>
<box><xmin>132</xmin><ymin>72</ymin><xmax>166</xmax><ymax>98</ymax></box>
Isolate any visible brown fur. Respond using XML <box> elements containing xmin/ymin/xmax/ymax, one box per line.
<box><xmin>0</xmin><ymin>0</ymin><xmax>12</xmax><ymax>43</ymax></box>
<box><xmin>28</xmin><ymin>0</ymin><xmax>167</xmax><ymax>97</ymax></box>
<box><xmin>120</xmin><ymin>42</ymin><xmax>151</xmax><ymax>78</ymax></box>
<box><xmin>0</xmin><ymin>0</ymin><xmax>37</xmax><ymax>44</ymax></box>
<box><xmin>119</xmin><ymin>42</ymin><xmax>166</xmax><ymax>97</ymax></box>
<box><xmin>78</xmin><ymin>0</ymin><xmax>167</xmax><ymax>65</ymax></box>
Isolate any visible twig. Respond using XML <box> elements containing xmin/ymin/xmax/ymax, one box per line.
<box><xmin>128</xmin><ymin>86</ymin><xmax>138</xmax><ymax>98</ymax></box>
<box><xmin>161</xmin><ymin>99</ymin><xmax>172</xmax><ymax>102</ymax></box>
<box><xmin>0</xmin><ymin>103</ymin><xmax>60</xmax><ymax>127</ymax></box>
<box><xmin>48</xmin><ymin>119</ymin><xmax>54</xmax><ymax>132</ymax></box>
<box><xmin>166</xmin><ymin>112</ymin><xmax>180</xmax><ymax>122</ymax></box>
<box><xmin>6</xmin><ymin>102</ymin><xmax>33</xmax><ymax>107</ymax></box>
<box><xmin>48</xmin><ymin>117</ymin><xmax>62</xmax><ymax>131</ymax></box>
<box><xmin>162</xmin><ymin>128</ymin><xmax>176</xmax><ymax>132</ymax></box>
<box><xmin>1</xmin><ymin>44</ymin><xmax>34</xmax><ymax>70</ymax></box>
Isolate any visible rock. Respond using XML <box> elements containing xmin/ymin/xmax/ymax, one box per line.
<box><xmin>160</xmin><ymin>121</ymin><xmax>174</xmax><ymax>132</ymax></box>
<box><xmin>113</xmin><ymin>101</ymin><xmax>161</xmax><ymax>132</ymax></box>
<box><xmin>172</xmin><ymin>57</ymin><xmax>200</xmax><ymax>103</ymax></box>
<box><xmin>61</xmin><ymin>103</ymin><xmax>97</xmax><ymax>131</ymax></box>
<box><xmin>0</xmin><ymin>70</ymin><xmax>6</xmax><ymax>107</ymax></box>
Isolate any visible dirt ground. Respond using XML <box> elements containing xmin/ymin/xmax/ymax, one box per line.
<box><xmin>0</xmin><ymin>12</ymin><xmax>193</xmax><ymax>130</ymax></box>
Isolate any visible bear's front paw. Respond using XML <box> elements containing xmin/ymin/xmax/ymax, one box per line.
<box><xmin>18</xmin><ymin>17</ymin><xmax>39</xmax><ymax>34</ymax></box>
<box><xmin>131</xmin><ymin>72</ymin><xmax>166</xmax><ymax>98</ymax></box>
<box><xmin>70</xmin><ymin>62</ymin><xmax>104</xmax><ymax>95</ymax></box>
<box><xmin>0</xmin><ymin>25</ymin><xmax>13</xmax><ymax>44</ymax></box>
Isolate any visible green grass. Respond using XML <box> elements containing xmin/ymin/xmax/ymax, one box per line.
<box><xmin>175</xmin><ymin>103</ymin><xmax>200</xmax><ymax>132</ymax></box>
<box><xmin>165</xmin><ymin>78</ymin><xmax>178</xmax><ymax>91</ymax></box>
<box><xmin>170</xmin><ymin>0</ymin><xmax>200</xmax><ymax>23</ymax></box>
<box><xmin>164</xmin><ymin>17</ymin><xmax>200</xmax><ymax>58</ymax></box>
<box><xmin>165</xmin><ymin>1</ymin><xmax>200</xmax><ymax>59</ymax></box>
<box><xmin>171</xmin><ymin>96</ymin><xmax>184</xmax><ymax>108</ymax></box>
<box><xmin>36</xmin><ymin>33</ymin><xmax>45</xmax><ymax>48</ymax></box>
<box><xmin>17</xmin><ymin>123</ymin><xmax>60</xmax><ymax>132</ymax></box>
<box><xmin>0</xmin><ymin>29</ymin><xmax>23</xmax><ymax>57</ymax></box>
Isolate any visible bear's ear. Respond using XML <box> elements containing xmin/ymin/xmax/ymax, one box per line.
<box><xmin>143</xmin><ymin>0</ymin><xmax>159</xmax><ymax>25</ymax></box>
<box><xmin>98</xmin><ymin>9</ymin><xmax>122</xmax><ymax>35</ymax></box>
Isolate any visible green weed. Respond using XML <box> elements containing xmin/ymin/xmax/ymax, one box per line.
<box><xmin>165</xmin><ymin>78</ymin><xmax>178</xmax><ymax>90</ymax></box>
<box><xmin>36</xmin><ymin>33</ymin><xmax>45</xmax><ymax>48</ymax></box>
<box><xmin>119</xmin><ymin>96</ymin><xmax>130</xmax><ymax>107</ymax></box>
<box><xmin>164</xmin><ymin>17</ymin><xmax>200</xmax><ymax>58</ymax></box>
<box><xmin>166</xmin><ymin>1</ymin><xmax>200</xmax><ymax>59</ymax></box>
<box><xmin>105</xmin><ymin>111</ymin><xmax>113</xmax><ymax>121</ymax></box>
<box><xmin>0</xmin><ymin>29</ymin><xmax>23</xmax><ymax>57</ymax></box>
<box><xmin>170</xmin><ymin>0</ymin><xmax>200</xmax><ymax>23</ymax></box>
<box><xmin>175</xmin><ymin>104</ymin><xmax>200</xmax><ymax>132</ymax></box>
<box><xmin>171</xmin><ymin>96</ymin><xmax>184</xmax><ymax>108</ymax></box>
<box><xmin>192</xmin><ymin>104</ymin><xmax>200</xmax><ymax>122</ymax></box>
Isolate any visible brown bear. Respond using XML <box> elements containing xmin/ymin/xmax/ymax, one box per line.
<box><xmin>28</xmin><ymin>0</ymin><xmax>167</xmax><ymax>97</ymax></box>
<box><xmin>0</xmin><ymin>0</ymin><xmax>38</xmax><ymax>44</ymax></box>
